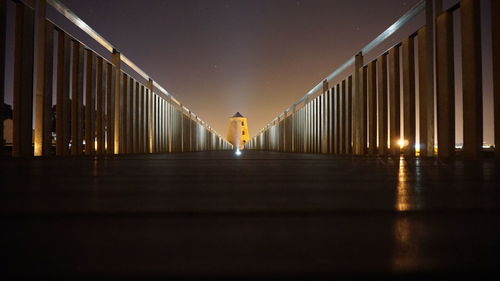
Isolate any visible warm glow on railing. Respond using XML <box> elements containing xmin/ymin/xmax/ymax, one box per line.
<box><xmin>398</xmin><ymin>139</ymin><xmax>409</xmax><ymax>148</ymax></box>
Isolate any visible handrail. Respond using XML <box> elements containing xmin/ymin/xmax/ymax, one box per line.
<box><xmin>46</xmin><ymin>0</ymin><xmax>218</xmax><ymax>136</ymax></box>
<box><xmin>258</xmin><ymin>0</ymin><xmax>426</xmax><ymax>135</ymax></box>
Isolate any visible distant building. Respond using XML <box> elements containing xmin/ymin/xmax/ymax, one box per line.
<box><xmin>227</xmin><ymin>112</ymin><xmax>249</xmax><ymax>150</ymax></box>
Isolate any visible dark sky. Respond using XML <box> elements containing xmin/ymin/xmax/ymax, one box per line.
<box><xmin>4</xmin><ymin>0</ymin><xmax>494</xmax><ymax>143</ymax></box>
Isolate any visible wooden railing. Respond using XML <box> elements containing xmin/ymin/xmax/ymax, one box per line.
<box><xmin>247</xmin><ymin>0</ymin><xmax>499</xmax><ymax>160</ymax></box>
<box><xmin>0</xmin><ymin>0</ymin><xmax>232</xmax><ymax>157</ymax></box>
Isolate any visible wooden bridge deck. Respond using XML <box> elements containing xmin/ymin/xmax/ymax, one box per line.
<box><xmin>1</xmin><ymin>151</ymin><xmax>499</xmax><ymax>280</ymax></box>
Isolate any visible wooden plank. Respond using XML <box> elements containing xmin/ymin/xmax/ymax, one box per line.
<box><xmin>153</xmin><ymin>95</ymin><xmax>158</xmax><ymax>152</ymax></box>
<box><xmin>34</xmin><ymin>1</ymin><xmax>52</xmax><ymax>156</ymax></box>
<box><xmin>389</xmin><ymin>46</ymin><xmax>401</xmax><ymax>157</ymax></box>
<box><xmin>41</xmin><ymin>20</ymin><xmax>53</xmax><ymax>155</ymax></box>
<box><xmin>321</xmin><ymin>93</ymin><xmax>327</xmax><ymax>153</ymax></box>
<box><xmin>461</xmin><ymin>0</ymin><xmax>483</xmax><ymax>159</ymax></box>
<box><xmin>105</xmin><ymin>62</ymin><xmax>114</xmax><ymax>155</ymax></box>
<box><xmin>136</xmin><ymin>83</ymin><xmax>141</xmax><ymax>153</ymax></box>
<box><xmin>160</xmin><ymin>98</ymin><xmax>164</xmax><ymax>152</ymax></box>
<box><xmin>70</xmin><ymin>40</ymin><xmax>84</xmax><ymax>155</ymax></box>
<box><xmin>13</xmin><ymin>2</ymin><xmax>34</xmax><ymax>157</ymax></box>
<box><xmin>147</xmin><ymin>79</ymin><xmax>153</xmax><ymax>153</ymax></box>
<box><xmin>120</xmin><ymin>73</ymin><xmax>128</xmax><ymax>153</ymax></box>
<box><xmin>84</xmin><ymin>49</ymin><xmax>95</xmax><ymax>155</ymax></box>
<box><xmin>111</xmin><ymin>50</ymin><xmax>120</xmax><ymax>154</ymax></box>
<box><xmin>336</xmin><ymin>85</ymin><xmax>341</xmax><ymax>154</ymax></box>
<box><xmin>127</xmin><ymin>77</ymin><xmax>134</xmax><ymax>153</ymax></box>
<box><xmin>361</xmin><ymin>66</ymin><xmax>368</xmax><ymax>155</ymax></box>
<box><xmin>493</xmin><ymin>0</ymin><xmax>500</xmax><ymax>159</ymax></box>
<box><xmin>135</xmin><ymin>82</ymin><xmax>140</xmax><ymax>153</ymax></box>
<box><xmin>95</xmin><ymin>56</ymin><xmax>104</xmax><ymax>155</ymax></box>
<box><xmin>402</xmin><ymin>37</ymin><xmax>416</xmax><ymax>157</ymax></box>
<box><xmin>347</xmin><ymin>76</ymin><xmax>353</xmax><ymax>154</ymax></box>
<box><xmin>315</xmin><ymin>98</ymin><xmax>319</xmax><ymax>153</ymax></box>
<box><xmin>436</xmin><ymin>11</ymin><xmax>455</xmax><ymax>158</ymax></box>
<box><xmin>353</xmin><ymin>53</ymin><xmax>364</xmax><ymax>155</ymax></box>
<box><xmin>377</xmin><ymin>54</ymin><xmax>388</xmax><ymax>155</ymax></box>
<box><xmin>139</xmin><ymin>84</ymin><xmax>144</xmax><ymax>153</ymax></box>
<box><xmin>341</xmin><ymin>80</ymin><xmax>347</xmax><ymax>154</ymax></box>
<box><xmin>0</xmin><ymin>0</ymin><xmax>5</xmax><ymax>152</ymax></box>
<box><xmin>367</xmin><ymin>60</ymin><xmax>377</xmax><ymax>155</ymax></box>
<box><xmin>56</xmin><ymin>30</ymin><xmax>70</xmax><ymax>156</ymax></box>
<box><xmin>418</xmin><ymin>24</ymin><xmax>435</xmax><ymax>157</ymax></box>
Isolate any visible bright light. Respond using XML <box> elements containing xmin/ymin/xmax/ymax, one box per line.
<box><xmin>235</xmin><ymin>148</ymin><xmax>242</xmax><ymax>156</ymax></box>
<box><xmin>397</xmin><ymin>139</ymin><xmax>409</xmax><ymax>148</ymax></box>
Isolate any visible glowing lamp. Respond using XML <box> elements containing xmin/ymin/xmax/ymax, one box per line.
<box><xmin>397</xmin><ymin>139</ymin><xmax>409</xmax><ymax>148</ymax></box>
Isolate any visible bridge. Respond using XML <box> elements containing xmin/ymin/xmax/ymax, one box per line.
<box><xmin>1</xmin><ymin>0</ymin><xmax>500</xmax><ymax>280</ymax></box>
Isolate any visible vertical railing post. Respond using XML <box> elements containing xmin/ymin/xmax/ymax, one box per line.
<box><xmin>133</xmin><ymin>80</ymin><xmax>139</xmax><ymax>153</ymax></box>
<box><xmin>402</xmin><ymin>36</ymin><xmax>416</xmax><ymax>157</ymax></box>
<box><xmin>111</xmin><ymin>49</ymin><xmax>121</xmax><ymax>154</ymax></box>
<box><xmin>160</xmin><ymin>98</ymin><xmax>163</xmax><ymax>152</ymax></box>
<box><xmin>153</xmin><ymin>95</ymin><xmax>160</xmax><ymax>153</ymax></box>
<box><xmin>147</xmin><ymin>79</ymin><xmax>153</xmax><ymax>153</ymax></box>
<box><xmin>493</xmin><ymin>0</ymin><xmax>500</xmax><ymax>160</ymax></box>
<box><xmin>322</xmin><ymin>80</ymin><xmax>328</xmax><ymax>153</ymax></box>
<box><xmin>367</xmin><ymin>60</ymin><xmax>377</xmax><ymax>155</ymax></box>
<box><xmin>377</xmin><ymin>54</ymin><xmax>388</xmax><ymax>156</ymax></box>
<box><xmin>353</xmin><ymin>52</ymin><xmax>364</xmax><ymax>155</ymax></box>
<box><xmin>105</xmin><ymin>62</ymin><xmax>114</xmax><ymax>155</ymax></box>
<box><xmin>126</xmin><ymin>77</ymin><xmax>133</xmax><ymax>153</ymax></box>
<box><xmin>84</xmin><ymin>49</ymin><xmax>95</xmax><ymax>155</ymax></box>
<box><xmin>56</xmin><ymin>30</ymin><xmax>70</xmax><ymax>156</ymax></box>
<box><xmin>315</xmin><ymin>98</ymin><xmax>318</xmax><ymax>153</ymax></box>
<box><xmin>330</xmin><ymin>89</ymin><xmax>335</xmax><ymax>154</ymax></box>
<box><xmin>436</xmin><ymin>11</ymin><xmax>455</xmax><ymax>158</ymax></box>
<box><xmin>13</xmin><ymin>2</ymin><xmax>35</xmax><ymax>157</ymax></box>
<box><xmin>314</xmin><ymin>99</ymin><xmax>317</xmax><ymax>153</ymax></box>
<box><xmin>120</xmin><ymin>73</ymin><xmax>130</xmax><ymax>153</ymax></box>
<box><xmin>0</xmin><ymin>0</ymin><xmax>5</xmax><ymax>153</ymax></box>
<box><xmin>346</xmin><ymin>76</ymin><xmax>353</xmax><ymax>154</ymax></box>
<box><xmin>135</xmin><ymin>81</ymin><xmax>140</xmax><ymax>153</ymax></box>
<box><xmin>152</xmin><ymin>94</ymin><xmax>157</xmax><ymax>153</ymax></box>
<box><xmin>336</xmin><ymin>84</ymin><xmax>342</xmax><ymax>154</ymax></box>
<box><xmin>34</xmin><ymin>0</ymin><xmax>53</xmax><ymax>156</ymax></box>
<box><xmin>70</xmin><ymin>40</ymin><xmax>84</xmax><ymax>155</ymax></box>
<box><xmin>361</xmin><ymin>66</ymin><xmax>368</xmax><ymax>155</ymax></box>
<box><xmin>304</xmin><ymin>97</ymin><xmax>309</xmax><ymax>153</ymax></box>
<box><xmin>418</xmin><ymin>0</ymin><xmax>437</xmax><ymax>157</ymax></box>
<box><xmin>168</xmin><ymin>100</ymin><xmax>172</xmax><ymax>152</ymax></box>
<box><xmin>461</xmin><ymin>0</ymin><xmax>483</xmax><ymax>159</ymax></box>
<box><xmin>96</xmin><ymin>57</ymin><xmax>104</xmax><ymax>155</ymax></box>
<box><xmin>389</xmin><ymin>46</ymin><xmax>401</xmax><ymax>157</ymax></box>
<box><xmin>139</xmin><ymin>84</ymin><xmax>144</xmax><ymax>153</ymax></box>
<box><xmin>338</xmin><ymin>80</ymin><xmax>346</xmax><ymax>154</ymax></box>
<box><xmin>341</xmin><ymin>79</ymin><xmax>347</xmax><ymax>154</ymax></box>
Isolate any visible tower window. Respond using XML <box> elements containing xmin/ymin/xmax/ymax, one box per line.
<box><xmin>241</xmin><ymin>121</ymin><xmax>244</xmax><ymax>126</ymax></box>
<box><xmin>242</xmin><ymin>131</ymin><xmax>245</xmax><ymax>135</ymax></box>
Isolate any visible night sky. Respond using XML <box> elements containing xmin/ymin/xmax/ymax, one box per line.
<box><xmin>55</xmin><ymin>0</ymin><xmax>425</xmax><ymax>138</ymax></box>
<box><xmin>4</xmin><ymin>0</ymin><xmax>495</xmax><ymax>143</ymax></box>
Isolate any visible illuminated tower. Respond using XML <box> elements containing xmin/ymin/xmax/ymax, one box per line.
<box><xmin>227</xmin><ymin>112</ymin><xmax>249</xmax><ymax>150</ymax></box>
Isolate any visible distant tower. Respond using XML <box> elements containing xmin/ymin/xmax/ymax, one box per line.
<box><xmin>227</xmin><ymin>112</ymin><xmax>249</xmax><ymax>150</ymax></box>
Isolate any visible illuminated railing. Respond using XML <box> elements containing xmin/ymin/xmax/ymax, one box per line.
<box><xmin>247</xmin><ymin>0</ymin><xmax>499</xmax><ymax>160</ymax></box>
<box><xmin>1</xmin><ymin>0</ymin><xmax>233</xmax><ymax>156</ymax></box>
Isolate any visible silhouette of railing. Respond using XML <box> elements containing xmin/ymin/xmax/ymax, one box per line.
<box><xmin>247</xmin><ymin>0</ymin><xmax>500</xmax><ymax>160</ymax></box>
<box><xmin>0</xmin><ymin>0</ymin><xmax>232</xmax><ymax>157</ymax></box>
